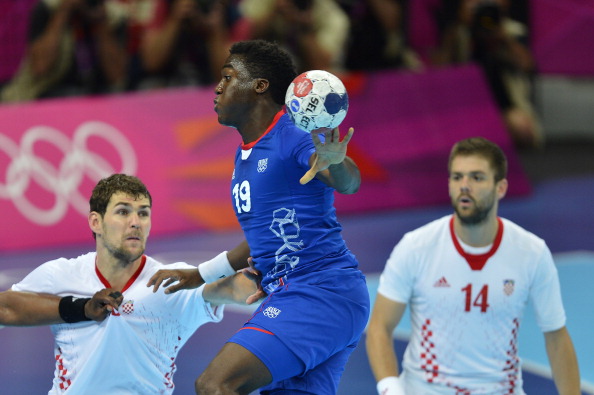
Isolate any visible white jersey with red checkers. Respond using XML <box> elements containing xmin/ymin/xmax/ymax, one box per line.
<box><xmin>12</xmin><ymin>252</ymin><xmax>223</xmax><ymax>395</ymax></box>
<box><xmin>378</xmin><ymin>215</ymin><xmax>566</xmax><ymax>394</ymax></box>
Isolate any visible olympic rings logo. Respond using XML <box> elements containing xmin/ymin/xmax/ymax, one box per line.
<box><xmin>0</xmin><ymin>121</ymin><xmax>137</xmax><ymax>226</ymax></box>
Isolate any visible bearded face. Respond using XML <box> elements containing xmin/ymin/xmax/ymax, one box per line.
<box><xmin>448</xmin><ymin>155</ymin><xmax>504</xmax><ymax>226</ymax></box>
<box><xmin>91</xmin><ymin>192</ymin><xmax>151</xmax><ymax>265</ymax></box>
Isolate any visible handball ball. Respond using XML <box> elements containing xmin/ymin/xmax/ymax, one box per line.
<box><xmin>285</xmin><ymin>70</ymin><xmax>349</xmax><ymax>133</ymax></box>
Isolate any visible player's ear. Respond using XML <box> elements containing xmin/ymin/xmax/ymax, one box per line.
<box><xmin>88</xmin><ymin>211</ymin><xmax>102</xmax><ymax>235</ymax></box>
<box><xmin>254</xmin><ymin>78</ymin><xmax>269</xmax><ymax>94</ymax></box>
<box><xmin>496</xmin><ymin>178</ymin><xmax>508</xmax><ymax>199</ymax></box>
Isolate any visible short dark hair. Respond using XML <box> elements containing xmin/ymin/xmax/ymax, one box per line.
<box><xmin>229</xmin><ymin>40</ymin><xmax>297</xmax><ymax>105</ymax></box>
<box><xmin>90</xmin><ymin>174</ymin><xmax>152</xmax><ymax>217</ymax></box>
<box><xmin>448</xmin><ymin>137</ymin><xmax>508</xmax><ymax>181</ymax></box>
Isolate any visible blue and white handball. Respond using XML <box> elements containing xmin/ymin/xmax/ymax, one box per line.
<box><xmin>285</xmin><ymin>70</ymin><xmax>349</xmax><ymax>133</ymax></box>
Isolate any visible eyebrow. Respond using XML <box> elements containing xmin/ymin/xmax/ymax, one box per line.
<box><xmin>113</xmin><ymin>201</ymin><xmax>151</xmax><ymax>209</ymax></box>
<box><xmin>450</xmin><ymin>171</ymin><xmax>487</xmax><ymax>176</ymax></box>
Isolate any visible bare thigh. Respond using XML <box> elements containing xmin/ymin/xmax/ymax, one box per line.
<box><xmin>196</xmin><ymin>342</ymin><xmax>273</xmax><ymax>395</ymax></box>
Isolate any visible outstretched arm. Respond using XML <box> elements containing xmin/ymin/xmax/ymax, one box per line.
<box><xmin>0</xmin><ymin>291</ymin><xmax>62</xmax><ymax>326</ymax></box>
<box><xmin>0</xmin><ymin>289</ymin><xmax>123</xmax><ymax>326</ymax></box>
<box><xmin>147</xmin><ymin>240</ymin><xmax>252</xmax><ymax>294</ymax></box>
<box><xmin>544</xmin><ymin>326</ymin><xmax>581</xmax><ymax>395</ymax></box>
<box><xmin>203</xmin><ymin>261</ymin><xmax>265</xmax><ymax>306</ymax></box>
<box><xmin>300</xmin><ymin>127</ymin><xmax>360</xmax><ymax>194</ymax></box>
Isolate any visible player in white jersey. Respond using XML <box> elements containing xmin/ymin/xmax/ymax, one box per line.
<box><xmin>11</xmin><ymin>174</ymin><xmax>259</xmax><ymax>394</ymax></box>
<box><xmin>366</xmin><ymin>137</ymin><xmax>581</xmax><ymax>395</ymax></box>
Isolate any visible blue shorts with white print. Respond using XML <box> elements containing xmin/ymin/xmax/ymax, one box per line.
<box><xmin>229</xmin><ymin>267</ymin><xmax>369</xmax><ymax>394</ymax></box>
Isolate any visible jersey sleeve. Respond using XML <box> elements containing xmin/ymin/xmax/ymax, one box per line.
<box><xmin>377</xmin><ymin>234</ymin><xmax>416</xmax><ymax>304</ymax></box>
<box><xmin>289</xmin><ymin>129</ymin><xmax>316</xmax><ymax>170</ymax></box>
<box><xmin>529</xmin><ymin>245</ymin><xmax>567</xmax><ymax>332</ymax></box>
<box><xmin>11</xmin><ymin>259</ymin><xmax>62</xmax><ymax>294</ymax></box>
<box><xmin>163</xmin><ymin>262</ymin><xmax>224</xmax><ymax>325</ymax></box>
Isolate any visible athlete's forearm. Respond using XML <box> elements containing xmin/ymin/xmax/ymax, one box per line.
<box><xmin>545</xmin><ymin>327</ymin><xmax>581</xmax><ymax>395</ymax></box>
<box><xmin>203</xmin><ymin>272</ymin><xmax>257</xmax><ymax>306</ymax></box>
<box><xmin>226</xmin><ymin>240</ymin><xmax>251</xmax><ymax>271</ymax></box>
<box><xmin>327</xmin><ymin>156</ymin><xmax>360</xmax><ymax>194</ymax></box>
<box><xmin>0</xmin><ymin>291</ymin><xmax>62</xmax><ymax>326</ymax></box>
<box><xmin>366</xmin><ymin>325</ymin><xmax>401</xmax><ymax>381</ymax></box>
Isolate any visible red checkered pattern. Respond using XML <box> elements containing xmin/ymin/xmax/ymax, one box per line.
<box><xmin>121</xmin><ymin>301</ymin><xmax>134</xmax><ymax>315</ymax></box>
<box><xmin>163</xmin><ymin>339</ymin><xmax>181</xmax><ymax>389</ymax></box>
<box><xmin>419</xmin><ymin>318</ymin><xmax>439</xmax><ymax>383</ymax></box>
<box><xmin>502</xmin><ymin>318</ymin><xmax>521</xmax><ymax>394</ymax></box>
<box><xmin>419</xmin><ymin>319</ymin><xmax>472</xmax><ymax>394</ymax></box>
<box><xmin>55</xmin><ymin>352</ymin><xmax>72</xmax><ymax>391</ymax></box>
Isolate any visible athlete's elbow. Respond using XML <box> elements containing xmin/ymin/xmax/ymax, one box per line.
<box><xmin>337</xmin><ymin>180</ymin><xmax>360</xmax><ymax>194</ymax></box>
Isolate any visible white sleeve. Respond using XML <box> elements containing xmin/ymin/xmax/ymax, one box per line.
<box><xmin>11</xmin><ymin>259</ymin><xmax>62</xmax><ymax>294</ymax></box>
<box><xmin>191</xmin><ymin>285</ymin><xmax>225</xmax><ymax>324</ymax></box>
<box><xmin>163</xmin><ymin>262</ymin><xmax>225</xmax><ymax>325</ymax></box>
<box><xmin>377</xmin><ymin>234</ymin><xmax>415</xmax><ymax>304</ymax></box>
<box><xmin>530</xmin><ymin>245</ymin><xmax>566</xmax><ymax>332</ymax></box>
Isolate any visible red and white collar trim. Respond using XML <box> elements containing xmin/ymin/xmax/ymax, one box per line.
<box><xmin>241</xmin><ymin>109</ymin><xmax>285</xmax><ymax>150</ymax></box>
<box><xmin>95</xmin><ymin>255</ymin><xmax>147</xmax><ymax>292</ymax></box>
<box><xmin>449</xmin><ymin>216</ymin><xmax>503</xmax><ymax>271</ymax></box>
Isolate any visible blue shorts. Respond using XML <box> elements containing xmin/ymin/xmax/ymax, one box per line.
<box><xmin>228</xmin><ymin>268</ymin><xmax>370</xmax><ymax>394</ymax></box>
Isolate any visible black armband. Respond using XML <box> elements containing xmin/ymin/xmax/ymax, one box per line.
<box><xmin>59</xmin><ymin>296</ymin><xmax>92</xmax><ymax>323</ymax></box>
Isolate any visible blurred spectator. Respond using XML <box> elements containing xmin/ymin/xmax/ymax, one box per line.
<box><xmin>1</xmin><ymin>0</ymin><xmax>134</xmax><ymax>102</ymax></box>
<box><xmin>339</xmin><ymin>0</ymin><xmax>423</xmax><ymax>72</ymax></box>
<box><xmin>0</xmin><ymin>0</ymin><xmax>37</xmax><ymax>88</ymax></box>
<box><xmin>138</xmin><ymin>0</ymin><xmax>243</xmax><ymax>88</ymax></box>
<box><xmin>432</xmin><ymin>0</ymin><xmax>542</xmax><ymax>149</ymax></box>
<box><xmin>238</xmin><ymin>0</ymin><xmax>350</xmax><ymax>74</ymax></box>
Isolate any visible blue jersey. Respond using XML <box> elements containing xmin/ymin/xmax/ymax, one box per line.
<box><xmin>228</xmin><ymin>111</ymin><xmax>369</xmax><ymax>392</ymax></box>
<box><xmin>231</xmin><ymin>111</ymin><xmax>356</xmax><ymax>293</ymax></box>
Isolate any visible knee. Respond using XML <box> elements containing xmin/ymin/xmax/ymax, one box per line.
<box><xmin>194</xmin><ymin>374</ymin><xmax>217</xmax><ymax>395</ymax></box>
<box><xmin>194</xmin><ymin>373</ymin><xmax>232</xmax><ymax>395</ymax></box>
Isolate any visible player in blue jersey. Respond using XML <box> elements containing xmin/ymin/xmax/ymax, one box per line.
<box><xmin>147</xmin><ymin>40</ymin><xmax>370</xmax><ymax>394</ymax></box>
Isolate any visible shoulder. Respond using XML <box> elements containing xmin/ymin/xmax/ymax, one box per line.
<box><xmin>387</xmin><ymin>216</ymin><xmax>451</xmax><ymax>263</ymax></box>
<box><xmin>500</xmin><ymin>218</ymin><xmax>547</xmax><ymax>247</ymax></box>
<box><xmin>144</xmin><ymin>256</ymin><xmax>195</xmax><ymax>271</ymax></box>
<box><xmin>12</xmin><ymin>252</ymin><xmax>96</xmax><ymax>293</ymax></box>
<box><xmin>41</xmin><ymin>252</ymin><xmax>96</xmax><ymax>270</ymax></box>
<box><xmin>276</xmin><ymin>114</ymin><xmax>308</xmax><ymax>137</ymax></box>
<box><xmin>500</xmin><ymin>217</ymin><xmax>551</xmax><ymax>260</ymax></box>
<box><xmin>271</xmin><ymin>114</ymin><xmax>313</xmax><ymax>156</ymax></box>
<box><xmin>402</xmin><ymin>216</ymin><xmax>451</xmax><ymax>247</ymax></box>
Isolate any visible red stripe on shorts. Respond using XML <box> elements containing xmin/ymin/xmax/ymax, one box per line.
<box><xmin>238</xmin><ymin>326</ymin><xmax>274</xmax><ymax>335</ymax></box>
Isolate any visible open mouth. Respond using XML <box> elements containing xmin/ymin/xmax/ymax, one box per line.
<box><xmin>458</xmin><ymin>195</ymin><xmax>474</xmax><ymax>207</ymax></box>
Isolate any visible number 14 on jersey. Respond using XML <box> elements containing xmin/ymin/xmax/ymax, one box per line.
<box><xmin>462</xmin><ymin>284</ymin><xmax>490</xmax><ymax>313</ymax></box>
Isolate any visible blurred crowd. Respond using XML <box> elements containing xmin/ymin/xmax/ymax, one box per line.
<box><xmin>0</xmin><ymin>0</ymin><xmax>539</xmax><ymax>149</ymax></box>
